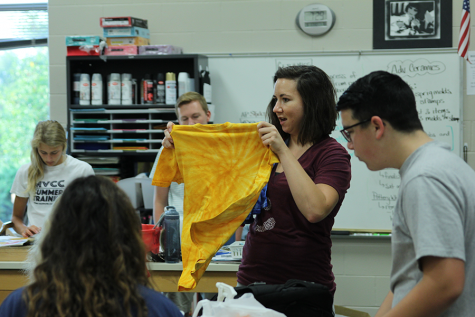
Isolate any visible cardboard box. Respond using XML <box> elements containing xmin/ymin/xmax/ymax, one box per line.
<box><xmin>138</xmin><ymin>45</ymin><xmax>183</xmax><ymax>55</ymax></box>
<box><xmin>335</xmin><ymin>305</ymin><xmax>371</xmax><ymax>317</ymax></box>
<box><xmin>65</xmin><ymin>35</ymin><xmax>104</xmax><ymax>46</ymax></box>
<box><xmin>103</xmin><ymin>26</ymin><xmax>150</xmax><ymax>38</ymax></box>
<box><xmin>106</xmin><ymin>36</ymin><xmax>150</xmax><ymax>46</ymax></box>
<box><xmin>100</xmin><ymin>16</ymin><xmax>148</xmax><ymax>28</ymax></box>
<box><xmin>67</xmin><ymin>45</ymin><xmax>101</xmax><ymax>56</ymax></box>
<box><xmin>104</xmin><ymin>45</ymin><xmax>138</xmax><ymax>56</ymax></box>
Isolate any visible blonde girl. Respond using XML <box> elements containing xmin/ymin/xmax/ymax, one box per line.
<box><xmin>10</xmin><ymin>120</ymin><xmax>94</xmax><ymax>237</ymax></box>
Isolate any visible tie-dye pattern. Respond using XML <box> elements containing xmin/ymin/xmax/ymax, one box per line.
<box><xmin>152</xmin><ymin>122</ymin><xmax>279</xmax><ymax>291</ymax></box>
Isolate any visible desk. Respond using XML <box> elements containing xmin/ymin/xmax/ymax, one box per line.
<box><xmin>0</xmin><ymin>247</ymin><xmax>239</xmax><ymax>304</ymax></box>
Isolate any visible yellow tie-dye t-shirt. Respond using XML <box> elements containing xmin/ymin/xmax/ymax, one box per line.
<box><xmin>152</xmin><ymin>122</ymin><xmax>279</xmax><ymax>291</ymax></box>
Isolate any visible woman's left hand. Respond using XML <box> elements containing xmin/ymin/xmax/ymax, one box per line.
<box><xmin>257</xmin><ymin>121</ymin><xmax>287</xmax><ymax>155</ymax></box>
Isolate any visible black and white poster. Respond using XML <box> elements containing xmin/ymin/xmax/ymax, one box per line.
<box><xmin>373</xmin><ymin>0</ymin><xmax>452</xmax><ymax>49</ymax></box>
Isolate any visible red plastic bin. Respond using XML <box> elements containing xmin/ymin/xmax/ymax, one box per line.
<box><xmin>141</xmin><ymin>224</ymin><xmax>160</xmax><ymax>254</ymax></box>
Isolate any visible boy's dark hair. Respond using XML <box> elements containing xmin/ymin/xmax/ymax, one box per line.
<box><xmin>267</xmin><ymin>65</ymin><xmax>338</xmax><ymax>145</ymax></box>
<box><xmin>336</xmin><ymin>71</ymin><xmax>423</xmax><ymax>132</ymax></box>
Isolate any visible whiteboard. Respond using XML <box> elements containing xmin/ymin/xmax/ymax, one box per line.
<box><xmin>208</xmin><ymin>49</ymin><xmax>462</xmax><ymax>231</ymax></box>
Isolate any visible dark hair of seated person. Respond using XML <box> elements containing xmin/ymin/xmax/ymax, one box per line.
<box><xmin>24</xmin><ymin>175</ymin><xmax>151</xmax><ymax>317</ymax></box>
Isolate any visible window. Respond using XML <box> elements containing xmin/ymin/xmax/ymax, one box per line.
<box><xmin>0</xmin><ymin>0</ymin><xmax>49</xmax><ymax>223</ymax></box>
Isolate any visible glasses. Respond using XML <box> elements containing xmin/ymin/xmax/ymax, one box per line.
<box><xmin>340</xmin><ymin>118</ymin><xmax>371</xmax><ymax>142</ymax></box>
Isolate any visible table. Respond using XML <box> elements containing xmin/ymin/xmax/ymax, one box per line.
<box><xmin>0</xmin><ymin>246</ymin><xmax>239</xmax><ymax>304</ymax></box>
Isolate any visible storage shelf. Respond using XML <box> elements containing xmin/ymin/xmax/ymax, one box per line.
<box><xmin>66</xmin><ymin>54</ymin><xmax>208</xmax><ymax>179</ymax></box>
<box><xmin>71</xmin><ymin>149</ymin><xmax>160</xmax><ymax>153</ymax></box>
<box><xmin>72</xmin><ymin>120</ymin><xmax>167</xmax><ymax>124</ymax></box>
<box><xmin>72</xmin><ymin>140</ymin><xmax>163</xmax><ymax>143</ymax></box>
<box><xmin>70</xmin><ymin>105</ymin><xmax>176</xmax><ymax>109</ymax></box>
<box><xmin>70</xmin><ymin>109</ymin><xmax>177</xmax><ymax>114</ymax></box>
<box><xmin>71</xmin><ymin>130</ymin><xmax>165</xmax><ymax>133</ymax></box>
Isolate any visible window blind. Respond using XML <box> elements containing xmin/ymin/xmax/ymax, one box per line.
<box><xmin>0</xmin><ymin>3</ymin><xmax>48</xmax><ymax>49</ymax></box>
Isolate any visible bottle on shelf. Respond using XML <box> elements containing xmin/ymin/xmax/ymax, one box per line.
<box><xmin>107</xmin><ymin>74</ymin><xmax>111</xmax><ymax>104</ymax></box>
<box><xmin>155</xmin><ymin>73</ymin><xmax>165</xmax><ymax>105</ymax></box>
<box><xmin>121</xmin><ymin>73</ymin><xmax>133</xmax><ymax>105</ymax></box>
<box><xmin>73</xmin><ymin>73</ymin><xmax>81</xmax><ymax>104</ymax></box>
<box><xmin>177</xmin><ymin>72</ymin><xmax>190</xmax><ymax>98</ymax></box>
<box><xmin>132</xmin><ymin>78</ymin><xmax>137</xmax><ymax>105</ymax></box>
<box><xmin>79</xmin><ymin>73</ymin><xmax>90</xmax><ymax>106</ymax></box>
<box><xmin>109</xmin><ymin>73</ymin><xmax>121</xmax><ymax>105</ymax></box>
<box><xmin>165</xmin><ymin>72</ymin><xmax>177</xmax><ymax>105</ymax></box>
<box><xmin>143</xmin><ymin>74</ymin><xmax>154</xmax><ymax>104</ymax></box>
<box><xmin>91</xmin><ymin>73</ymin><xmax>103</xmax><ymax>105</ymax></box>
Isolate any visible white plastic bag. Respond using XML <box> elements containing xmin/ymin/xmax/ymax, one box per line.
<box><xmin>192</xmin><ymin>283</ymin><xmax>285</xmax><ymax>317</ymax></box>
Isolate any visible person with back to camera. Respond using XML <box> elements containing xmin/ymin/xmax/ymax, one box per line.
<box><xmin>336</xmin><ymin>71</ymin><xmax>475</xmax><ymax>317</ymax></box>
<box><xmin>0</xmin><ymin>175</ymin><xmax>183</xmax><ymax>317</ymax></box>
<box><xmin>236</xmin><ymin>65</ymin><xmax>351</xmax><ymax>315</ymax></box>
<box><xmin>10</xmin><ymin>120</ymin><xmax>94</xmax><ymax>237</ymax></box>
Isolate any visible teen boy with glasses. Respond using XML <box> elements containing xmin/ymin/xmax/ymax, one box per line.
<box><xmin>336</xmin><ymin>71</ymin><xmax>475</xmax><ymax>317</ymax></box>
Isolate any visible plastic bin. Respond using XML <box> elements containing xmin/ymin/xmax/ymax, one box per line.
<box><xmin>141</xmin><ymin>224</ymin><xmax>161</xmax><ymax>254</ymax></box>
<box><xmin>229</xmin><ymin>241</ymin><xmax>245</xmax><ymax>259</ymax></box>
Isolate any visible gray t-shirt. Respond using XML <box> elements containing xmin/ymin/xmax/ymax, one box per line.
<box><xmin>391</xmin><ymin>141</ymin><xmax>475</xmax><ymax>316</ymax></box>
<box><xmin>150</xmin><ymin>147</ymin><xmax>184</xmax><ymax>233</ymax></box>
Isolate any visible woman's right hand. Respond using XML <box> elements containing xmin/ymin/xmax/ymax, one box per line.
<box><xmin>257</xmin><ymin>121</ymin><xmax>287</xmax><ymax>156</ymax></box>
<box><xmin>162</xmin><ymin>121</ymin><xmax>176</xmax><ymax>149</ymax></box>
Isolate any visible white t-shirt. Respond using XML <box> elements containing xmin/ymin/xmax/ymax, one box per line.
<box><xmin>10</xmin><ymin>155</ymin><xmax>94</xmax><ymax>228</ymax></box>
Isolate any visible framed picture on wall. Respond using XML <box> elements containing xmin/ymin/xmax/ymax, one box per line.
<box><xmin>373</xmin><ymin>0</ymin><xmax>452</xmax><ymax>49</ymax></box>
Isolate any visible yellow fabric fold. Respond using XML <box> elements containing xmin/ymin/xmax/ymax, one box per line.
<box><xmin>152</xmin><ymin>122</ymin><xmax>279</xmax><ymax>291</ymax></box>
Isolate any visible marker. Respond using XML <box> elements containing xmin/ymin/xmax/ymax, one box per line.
<box><xmin>351</xmin><ymin>233</ymin><xmax>391</xmax><ymax>236</ymax></box>
<box><xmin>331</xmin><ymin>230</ymin><xmax>351</xmax><ymax>235</ymax></box>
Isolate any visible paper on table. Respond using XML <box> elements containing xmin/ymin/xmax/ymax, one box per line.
<box><xmin>0</xmin><ymin>236</ymin><xmax>31</xmax><ymax>247</ymax></box>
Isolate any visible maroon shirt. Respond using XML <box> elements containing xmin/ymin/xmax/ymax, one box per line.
<box><xmin>237</xmin><ymin>137</ymin><xmax>351</xmax><ymax>295</ymax></box>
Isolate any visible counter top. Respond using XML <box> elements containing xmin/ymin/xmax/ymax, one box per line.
<box><xmin>0</xmin><ymin>246</ymin><xmax>240</xmax><ymax>271</ymax></box>
<box><xmin>147</xmin><ymin>262</ymin><xmax>239</xmax><ymax>271</ymax></box>
<box><xmin>0</xmin><ymin>246</ymin><xmax>239</xmax><ymax>295</ymax></box>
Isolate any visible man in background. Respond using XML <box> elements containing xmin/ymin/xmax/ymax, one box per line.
<box><xmin>336</xmin><ymin>71</ymin><xmax>475</xmax><ymax>317</ymax></box>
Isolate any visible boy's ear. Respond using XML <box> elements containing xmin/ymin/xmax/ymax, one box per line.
<box><xmin>371</xmin><ymin>116</ymin><xmax>386</xmax><ymax>140</ymax></box>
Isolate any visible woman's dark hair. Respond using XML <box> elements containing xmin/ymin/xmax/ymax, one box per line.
<box><xmin>24</xmin><ymin>175</ymin><xmax>151</xmax><ymax>317</ymax></box>
<box><xmin>267</xmin><ymin>65</ymin><xmax>337</xmax><ymax>145</ymax></box>
<box><xmin>336</xmin><ymin>71</ymin><xmax>423</xmax><ymax>132</ymax></box>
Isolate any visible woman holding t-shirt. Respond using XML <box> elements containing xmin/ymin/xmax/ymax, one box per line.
<box><xmin>237</xmin><ymin>65</ymin><xmax>351</xmax><ymax>315</ymax></box>
<box><xmin>10</xmin><ymin>120</ymin><xmax>94</xmax><ymax>237</ymax></box>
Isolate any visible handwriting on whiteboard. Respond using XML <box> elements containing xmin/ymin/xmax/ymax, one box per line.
<box><xmin>387</xmin><ymin>58</ymin><xmax>445</xmax><ymax>77</ymax></box>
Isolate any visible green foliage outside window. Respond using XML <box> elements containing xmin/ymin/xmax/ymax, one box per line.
<box><xmin>0</xmin><ymin>47</ymin><xmax>49</xmax><ymax>222</ymax></box>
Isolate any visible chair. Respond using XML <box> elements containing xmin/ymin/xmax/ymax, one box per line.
<box><xmin>0</xmin><ymin>221</ymin><xmax>15</xmax><ymax>236</ymax></box>
<box><xmin>116</xmin><ymin>177</ymin><xmax>154</xmax><ymax>209</ymax></box>
<box><xmin>116</xmin><ymin>177</ymin><xmax>154</xmax><ymax>223</ymax></box>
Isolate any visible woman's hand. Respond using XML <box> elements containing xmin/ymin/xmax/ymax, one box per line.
<box><xmin>162</xmin><ymin>121</ymin><xmax>175</xmax><ymax>149</ymax></box>
<box><xmin>257</xmin><ymin>121</ymin><xmax>287</xmax><ymax>155</ymax></box>
<box><xmin>21</xmin><ymin>225</ymin><xmax>40</xmax><ymax>238</ymax></box>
